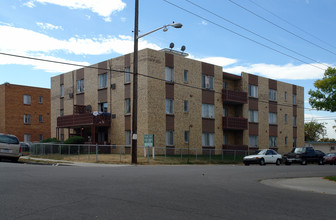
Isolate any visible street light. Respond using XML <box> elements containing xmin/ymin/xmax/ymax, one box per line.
<box><xmin>132</xmin><ymin>0</ymin><xmax>182</xmax><ymax>164</ymax></box>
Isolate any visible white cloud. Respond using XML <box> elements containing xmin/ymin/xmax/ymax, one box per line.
<box><xmin>25</xmin><ymin>0</ymin><xmax>126</xmax><ymax>21</ymax></box>
<box><xmin>223</xmin><ymin>63</ymin><xmax>326</xmax><ymax>80</ymax></box>
<box><xmin>199</xmin><ymin>57</ymin><xmax>237</xmax><ymax>67</ymax></box>
<box><xmin>201</xmin><ymin>20</ymin><xmax>208</xmax><ymax>26</ymax></box>
<box><xmin>36</xmin><ymin>22</ymin><xmax>63</xmax><ymax>31</ymax></box>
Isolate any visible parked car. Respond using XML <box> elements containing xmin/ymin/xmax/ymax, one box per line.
<box><xmin>283</xmin><ymin>147</ymin><xmax>324</xmax><ymax>165</ymax></box>
<box><xmin>0</xmin><ymin>133</ymin><xmax>21</xmax><ymax>162</ymax></box>
<box><xmin>243</xmin><ymin>149</ymin><xmax>282</xmax><ymax>166</ymax></box>
<box><xmin>20</xmin><ymin>142</ymin><xmax>31</xmax><ymax>156</ymax></box>
<box><xmin>323</xmin><ymin>153</ymin><xmax>336</xmax><ymax>165</ymax></box>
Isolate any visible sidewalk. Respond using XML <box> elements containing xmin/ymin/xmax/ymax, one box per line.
<box><xmin>262</xmin><ymin>177</ymin><xmax>336</xmax><ymax>195</ymax></box>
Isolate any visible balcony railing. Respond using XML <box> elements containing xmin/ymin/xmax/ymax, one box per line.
<box><xmin>222</xmin><ymin>89</ymin><xmax>247</xmax><ymax>104</ymax></box>
<box><xmin>223</xmin><ymin>116</ymin><xmax>248</xmax><ymax>130</ymax></box>
<box><xmin>222</xmin><ymin>144</ymin><xmax>248</xmax><ymax>151</ymax></box>
<box><xmin>57</xmin><ymin>113</ymin><xmax>111</xmax><ymax>128</ymax></box>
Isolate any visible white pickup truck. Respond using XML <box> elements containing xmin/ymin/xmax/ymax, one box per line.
<box><xmin>0</xmin><ymin>133</ymin><xmax>21</xmax><ymax>162</ymax></box>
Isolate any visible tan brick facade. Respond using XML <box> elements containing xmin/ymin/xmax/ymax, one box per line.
<box><xmin>51</xmin><ymin>49</ymin><xmax>304</xmax><ymax>154</ymax></box>
<box><xmin>0</xmin><ymin>83</ymin><xmax>51</xmax><ymax>142</ymax></box>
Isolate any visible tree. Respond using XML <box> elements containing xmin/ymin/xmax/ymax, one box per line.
<box><xmin>304</xmin><ymin>120</ymin><xmax>326</xmax><ymax>142</ymax></box>
<box><xmin>308</xmin><ymin>67</ymin><xmax>336</xmax><ymax>112</ymax></box>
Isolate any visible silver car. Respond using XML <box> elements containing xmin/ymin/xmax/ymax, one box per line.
<box><xmin>243</xmin><ymin>149</ymin><xmax>282</xmax><ymax>166</ymax></box>
<box><xmin>0</xmin><ymin>133</ymin><xmax>21</xmax><ymax>162</ymax></box>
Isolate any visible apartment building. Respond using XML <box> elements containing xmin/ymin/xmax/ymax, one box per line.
<box><xmin>51</xmin><ymin>48</ymin><xmax>304</xmax><ymax>154</ymax></box>
<box><xmin>0</xmin><ymin>83</ymin><xmax>51</xmax><ymax>142</ymax></box>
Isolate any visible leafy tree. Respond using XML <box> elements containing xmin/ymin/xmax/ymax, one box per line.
<box><xmin>64</xmin><ymin>136</ymin><xmax>85</xmax><ymax>144</ymax></box>
<box><xmin>304</xmin><ymin>120</ymin><xmax>326</xmax><ymax>141</ymax></box>
<box><xmin>308</xmin><ymin>67</ymin><xmax>336</xmax><ymax>112</ymax></box>
<box><xmin>40</xmin><ymin>137</ymin><xmax>59</xmax><ymax>143</ymax></box>
<box><xmin>319</xmin><ymin>137</ymin><xmax>336</xmax><ymax>142</ymax></box>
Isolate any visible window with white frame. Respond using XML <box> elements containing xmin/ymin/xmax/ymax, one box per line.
<box><xmin>125</xmin><ymin>130</ymin><xmax>131</xmax><ymax>145</ymax></box>
<box><xmin>269</xmin><ymin>136</ymin><xmax>277</xmax><ymax>148</ymax></box>
<box><xmin>285</xmin><ymin>114</ymin><xmax>288</xmax><ymax>123</ymax></box>
<box><xmin>23</xmin><ymin>95</ymin><xmax>31</xmax><ymax>105</ymax></box>
<box><xmin>184</xmin><ymin>131</ymin><xmax>189</xmax><ymax>143</ymax></box>
<box><xmin>202</xmin><ymin>133</ymin><xmax>214</xmax><ymax>146</ymax></box>
<box><xmin>166</xmin><ymin>99</ymin><xmax>174</xmax><ymax>114</ymax></box>
<box><xmin>184</xmin><ymin>100</ymin><xmax>189</xmax><ymax>112</ymax></box>
<box><xmin>99</xmin><ymin>73</ymin><xmax>108</xmax><ymax>89</ymax></box>
<box><xmin>248</xmin><ymin>84</ymin><xmax>258</xmax><ymax>98</ymax></box>
<box><xmin>24</xmin><ymin>114</ymin><xmax>31</xmax><ymax>124</ymax></box>
<box><xmin>77</xmin><ymin>79</ymin><xmax>84</xmax><ymax>93</ymax></box>
<box><xmin>38</xmin><ymin>96</ymin><xmax>43</xmax><ymax>104</ymax></box>
<box><xmin>293</xmin><ymin>94</ymin><xmax>297</xmax><ymax>105</ymax></box>
<box><xmin>184</xmin><ymin>70</ymin><xmax>188</xmax><ymax>82</ymax></box>
<box><xmin>269</xmin><ymin>89</ymin><xmax>277</xmax><ymax>101</ymax></box>
<box><xmin>293</xmin><ymin>116</ymin><xmax>297</xmax><ymax>126</ymax></box>
<box><xmin>202</xmin><ymin>104</ymin><xmax>214</xmax><ymax>118</ymax></box>
<box><xmin>202</xmin><ymin>75</ymin><xmax>214</xmax><ymax>90</ymax></box>
<box><xmin>248</xmin><ymin>110</ymin><xmax>258</xmax><ymax>123</ymax></box>
<box><xmin>24</xmin><ymin>134</ymin><xmax>31</xmax><ymax>142</ymax></box>
<box><xmin>39</xmin><ymin>115</ymin><xmax>43</xmax><ymax>123</ymax></box>
<box><xmin>99</xmin><ymin>102</ymin><xmax>108</xmax><ymax>113</ymax></box>
<box><xmin>165</xmin><ymin>67</ymin><xmax>174</xmax><ymax>82</ymax></box>
<box><xmin>125</xmin><ymin>67</ymin><xmax>131</xmax><ymax>83</ymax></box>
<box><xmin>60</xmin><ymin>84</ymin><xmax>64</xmax><ymax>97</ymax></box>
<box><xmin>269</xmin><ymin>112</ymin><xmax>277</xmax><ymax>124</ymax></box>
<box><xmin>249</xmin><ymin>135</ymin><xmax>258</xmax><ymax>148</ymax></box>
<box><xmin>125</xmin><ymin>99</ymin><xmax>131</xmax><ymax>114</ymax></box>
<box><xmin>166</xmin><ymin>130</ymin><xmax>174</xmax><ymax>146</ymax></box>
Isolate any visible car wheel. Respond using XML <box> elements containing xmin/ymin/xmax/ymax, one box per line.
<box><xmin>244</xmin><ymin>163</ymin><xmax>249</xmax><ymax>166</ymax></box>
<box><xmin>11</xmin><ymin>157</ymin><xmax>19</xmax><ymax>163</ymax></box>
<box><xmin>318</xmin><ymin>159</ymin><xmax>324</xmax><ymax>165</ymax></box>
<box><xmin>301</xmin><ymin>160</ymin><xmax>307</xmax><ymax>165</ymax></box>
<box><xmin>334</xmin><ymin>160</ymin><xmax>336</xmax><ymax>165</ymax></box>
<box><xmin>259</xmin><ymin>158</ymin><xmax>265</xmax><ymax>166</ymax></box>
<box><xmin>276</xmin><ymin>159</ymin><xmax>281</xmax><ymax>166</ymax></box>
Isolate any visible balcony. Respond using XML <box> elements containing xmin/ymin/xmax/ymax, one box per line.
<box><xmin>222</xmin><ymin>89</ymin><xmax>247</xmax><ymax>105</ymax></box>
<box><xmin>223</xmin><ymin>116</ymin><xmax>248</xmax><ymax>130</ymax></box>
<box><xmin>57</xmin><ymin>113</ymin><xmax>111</xmax><ymax>128</ymax></box>
<box><xmin>222</xmin><ymin>144</ymin><xmax>248</xmax><ymax>151</ymax></box>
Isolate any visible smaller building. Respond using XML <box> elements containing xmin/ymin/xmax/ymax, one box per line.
<box><xmin>305</xmin><ymin>142</ymin><xmax>336</xmax><ymax>154</ymax></box>
<box><xmin>0</xmin><ymin>83</ymin><xmax>51</xmax><ymax>142</ymax></box>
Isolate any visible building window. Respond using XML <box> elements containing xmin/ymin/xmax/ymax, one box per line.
<box><xmin>125</xmin><ymin>67</ymin><xmax>131</xmax><ymax>83</ymax></box>
<box><xmin>184</xmin><ymin>70</ymin><xmax>188</xmax><ymax>82</ymax></box>
<box><xmin>223</xmin><ymin>108</ymin><xmax>227</xmax><ymax>117</ymax></box>
<box><xmin>166</xmin><ymin>99</ymin><xmax>174</xmax><ymax>114</ymax></box>
<box><xmin>60</xmin><ymin>84</ymin><xmax>64</xmax><ymax>97</ymax></box>
<box><xmin>293</xmin><ymin>116</ymin><xmax>297</xmax><ymax>127</ymax></box>
<box><xmin>269</xmin><ymin>136</ymin><xmax>277</xmax><ymax>148</ymax></box>
<box><xmin>293</xmin><ymin>138</ymin><xmax>297</xmax><ymax>148</ymax></box>
<box><xmin>125</xmin><ymin>130</ymin><xmax>131</xmax><ymax>146</ymax></box>
<box><xmin>223</xmin><ymin>135</ymin><xmax>227</xmax><ymax>145</ymax></box>
<box><xmin>284</xmin><ymin>91</ymin><xmax>287</xmax><ymax>101</ymax></box>
<box><xmin>269</xmin><ymin>89</ymin><xmax>277</xmax><ymax>101</ymax></box>
<box><xmin>38</xmin><ymin>96</ymin><xmax>43</xmax><ymax>104</ymax></box>
<box><xmin>202</xmin><ymin>104</ymin><xmax>214</xmax><ymax>118</ymax></box>
<box><xmin>24</xmin><ymin>114</ymin><xmax>31</xmax><ymax>124</ymax></box>
<box><xmin>166</xmin><ymin>130</ymin><xmax>174</xmax><ymax>146</ymax></box>
<box><xmin>99</xmin><ymin>73</ymin><xmax>108</xmax><ymax>89</ymax></box>
<box><xmin>165</xmin><ymin>67</ymin><xmax>174</xmax><ymax>82</ymax></box>
<box><xmin>184</xmin><ymin>100</ymin><xmax>189</xmax><ymax>112</ymax></box>
<box><xmin>24</xmin><ymin>134</ymin><xmax>31</xmax><ymax>142</ymax></box>
<box><xmin>285</xmin><ymin>114</ymin><xmax>288</xmax><ymax>123</ymax></box>
<box><xmin>77</xmin><ymin>79</ymin><xmax>84</xmax><ymax>93</ymax></box>
<box><xmin>248</xmin><ymin>84</ymin><xmax>258</xmax><ymax>98</ymax></box>
<box><xmin>223</xmin><ymin>81</ymin><xmax>227</xmax><ymax>89</ymax></box>
<box><xmin>285</xmin><ymin>136</ymin><xmax>288</xmax><ymax>145</ymax></box>
<box><xmin>184</xmin><ymin>131</ymin><xmax>189</xmax><ymax>143</ymax></box>
<box><xmin>202</xmin><ymin>75</ymin><xmax>214</xmax><ymax>90</ymax></box>
<box><xmin>39</xmin><ymin>115</ymin><xmax>43</xmax><ymax>123</ymax></box>
<box><xmin>99</xmin><ymin>102</ymin><xmax>108</xmax><ymax>113</ymax></box>
<box><xmin>248</xmin><ymin>110</ymin><xmax>258</xmax><ymax>123</ymax></box>
<box><xmin>23</xmin><ymin>95</ymin><xmax>31</xmax><ymax>105</ymax></box>
<box><xmin>39</xmin><ymin>134</ymin><xmax>43</xmax><ymax>141</ymax></box>
<box><xmin>269</xmin><ymin>113</ymin><xmax>277</xmax><ymax>124</ymax></box>
<box><xmin>60</xmin><ymin>109</ymin><xmax>64</xmax><ymax>116</ymax></box>
<box><xmin>293</xmin><ymin>94</ymin><xmax>297</xmax><ymax>105</ymax></box>
<box><xmin>202</xmin><ymin>133</ymin><xmax>214</xmax><ymax>146</ymax></box>
<box><xmin>125</xmin><ymin>99</ymin><xmax>131</xmax><ymax>114</ymax></box>
<box><xmin>249</xmin><ymin>135</ymin><xmax>258</xmax><ymax>148</ymax></box>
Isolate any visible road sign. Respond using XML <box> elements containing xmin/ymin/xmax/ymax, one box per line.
<box><xmin>144</xmin><ymin>134</ymin><xmax>154</xmax><ymax>147</ymax></box>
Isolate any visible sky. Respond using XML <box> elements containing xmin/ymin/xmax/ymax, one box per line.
<box><xmin>1</xmin><ymin>0</ymin><xmax>336</xmax><ymax>139</ymax></box>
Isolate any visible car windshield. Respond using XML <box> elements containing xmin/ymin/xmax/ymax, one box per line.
<box><xmin>0</xmin><ymin>135</ymin><xmax>19</xmax><ymax>144</ymax></box>
<box><xmin>257</xmin><ymin>150</ymin><xmax>267</xmax><ymax>155</ymax></box>
<box><xmin>292</xmin><ymin>148</ymin><xmax>305</xmax><ymax>153</ymax></box>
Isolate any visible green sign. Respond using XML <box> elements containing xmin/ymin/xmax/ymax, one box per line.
<box><xmin>144</xmin><ymin>134</ymin><xmax>154</xmax><ymax>147</ymax></box>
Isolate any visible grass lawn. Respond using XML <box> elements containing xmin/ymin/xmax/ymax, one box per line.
<box><xmin>324</xmin><ymin>176</ymin><xmax>336</xmax><ymax>182</ymax></box>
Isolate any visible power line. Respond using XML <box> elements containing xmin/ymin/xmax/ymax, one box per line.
<box><xmin>163</xmin><ymin>0</ymin><xmax>326</xmax><ymax>71</ymax></box>
<box><xmin>185</xmin><ymin>0</ymin><xmax>329</xmax><ymax>69</ymax></box>
<box><xmin>247</xmin><ymin>0</ymin><xmax>336</xmax><ymax>51</ymax></box>
<box><xmin>227</xmin><ymin>0</ymin><xmax>336</xmax><ymax>57</ymax></box>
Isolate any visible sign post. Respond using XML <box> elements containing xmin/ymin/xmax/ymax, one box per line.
<box><xmin>144</xmin><ymin>134</ymin><xmax>154</xmax><ymax>160</ymax></box>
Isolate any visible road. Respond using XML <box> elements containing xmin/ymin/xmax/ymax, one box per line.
<box><xmin>0</xmin><ymin>162</ymin><xmax>335</xmax><ymax>219</ymax></box>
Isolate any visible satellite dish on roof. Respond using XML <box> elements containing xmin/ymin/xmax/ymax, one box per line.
<box><xmin>181</xmin><ymin>45</ymin><xmax>186</xmax><ymax>52</ymax></box>
<box><xmin>86</xmin><ymin>105</ymin><xmax>92</xmax><ymax>113</ymax></box>
<box><xmin>169</xmin><ymin>42</ymin><xmax>174</xmax><ymax>49</ymax></box>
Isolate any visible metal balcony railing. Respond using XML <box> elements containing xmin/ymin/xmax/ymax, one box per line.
<box><xmin>222</xmin><ymin>89</ymin><xmax>247</xmax><ymax>104</ymax></box>
<box><xmin>222</xmin><ymin>116</ymin><xmax>248</xmax><ymax>130</ymax></box>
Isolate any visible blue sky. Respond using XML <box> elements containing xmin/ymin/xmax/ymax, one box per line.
<box><xmin>1</xmin><ymin>0</ymin><xmax>336</xmax><ymax>138</ymax></box>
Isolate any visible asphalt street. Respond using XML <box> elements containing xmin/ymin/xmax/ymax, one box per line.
<box><xmin>0</xmin><ymin>162</ymin><xmax>335</xmax><ymax>220</ymax></box>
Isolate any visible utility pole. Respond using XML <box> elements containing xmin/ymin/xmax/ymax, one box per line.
<box><xmin>132</xmin><ymin>0</ymin><xmax>139</xmax><ymax>164</ymax></box>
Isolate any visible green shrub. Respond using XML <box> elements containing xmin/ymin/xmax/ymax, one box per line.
<box><xmin>64</xmin><ymin>136</ymin><xmax>85</xmax><ymax>144</ymax></box>
<box><xmin>40</xmin><ymin>137</ymin><xmax>60</xmax><ymax>143</ymax></box>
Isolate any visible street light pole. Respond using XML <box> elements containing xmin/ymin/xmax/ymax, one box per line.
<box><xmin>132</xmin><ymin>0</ymin><xmax>182</xmax><ymax>164</ymax></box>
